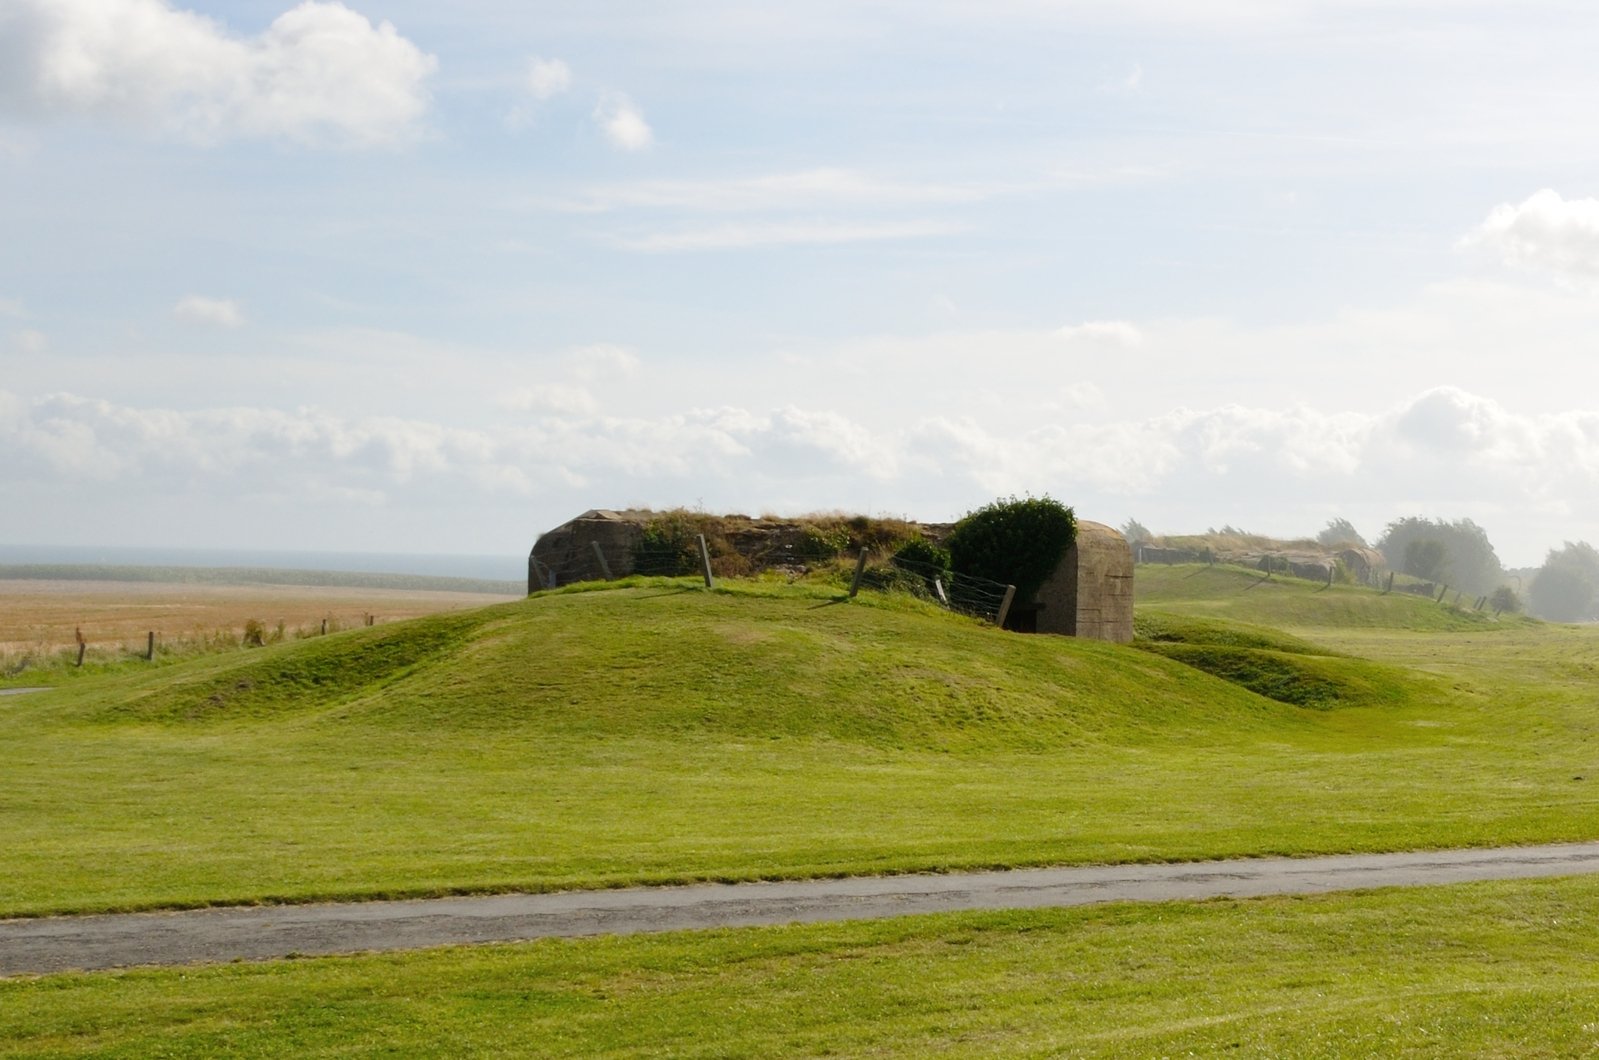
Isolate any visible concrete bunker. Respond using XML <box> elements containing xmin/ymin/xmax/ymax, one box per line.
<box><xmin>529</xmin><ymin>509</ymin><xmax>1135</xmax><ymax>643</ymax></box>
<box><xmin>1002</xmin><ymin>521</ymin><xmax>1134</xmax><ymax>642</ymax></box>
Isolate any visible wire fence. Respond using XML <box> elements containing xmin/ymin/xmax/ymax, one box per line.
<box><xmin>533</xmin><ymin>537</ymin><xmax>850</xmax><ymax>590</ymax></box>
<box><xmin>530</xmin><ymin>541</ymin><xmax>1017</xmax><ymax>626</ymax></box>
<box><xmin>872</xmin><ymin>554</ymin><xmax>1014</xmax><ymax>625</ymax></box>
<box><xmin>532</xmin><ymin>542</ymin><xmax>710</xmax><ymax>588</ymax></box>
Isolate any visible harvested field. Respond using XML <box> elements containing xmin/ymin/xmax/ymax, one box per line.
<box><xmin>0</xmin><ymin>579</ymin><xmax>518</xmax><ymax>658</ymax></box>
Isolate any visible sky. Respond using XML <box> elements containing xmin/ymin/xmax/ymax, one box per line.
<box><xmin>4</xmin><ymin>1</ymin><xmax>1599</xmax><ymax>567</ymax></box>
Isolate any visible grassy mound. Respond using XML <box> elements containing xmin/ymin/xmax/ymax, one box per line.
<box><xmin>66</xmin><ymin>581</ymin><xmax>1293</xmax><ymax>748</ymax></box>
<box><xmin>1133</xmin><ymin>611</ymin><xmax>1336</xmax><ymax>655</ymax></box>
<box><xmin>1133</xmin><ymin>611</ymin><xmax>1427</xmax><ymax>710</ymax></box>
<box><xmin>101</xmin><ymin>611</ymin><xmax>489</xmax><ymax>724</ymax></box>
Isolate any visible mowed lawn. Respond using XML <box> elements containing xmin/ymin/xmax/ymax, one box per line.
<box><xmin>6</xmin><ymin>875</ymin><xmax>1599</xmax><ymax>1057</ymax></box>
<box><xmin>2</xmin><ymin>570</ymin><xmax>1597</xmax><ymax>917</ymax></box>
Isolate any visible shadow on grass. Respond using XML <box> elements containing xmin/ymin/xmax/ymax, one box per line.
<box><xmin>635</xmin><ymin>587</ymin><xmax>706</xmax><ymax>600</ymax></box>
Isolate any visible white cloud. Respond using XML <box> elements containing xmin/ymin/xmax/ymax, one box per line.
<box><xmin>0</xmin><ymin>0</ymin><xmax>437</xmax><ymax>146</ymax></box>
<box><xmin>565</xmin><ymin>343</ymin><xmax>641</xmax><ymax>381</ymax></box>
<box><xmin>0</xmin><ymin>298</ymin><xmax>24</xmax><ymax>318</ymax></box>
<box><xmin>554</xmin><ymin>168</ymin><xmax>989</xmax><ymax>214</ymax></box>
<box><xmin>1462</xmin><ymin>189</ymin><xmax>1599</xmax><ymax>281</ymax></box>
<box><xmin>1055</xmin><ymin>320</ymin><xmax>1144</xmax><ymax>347</ymax></box>
<box><xmin>617</xmin><ymin>219</ymin><xmax>968</xmax><ymax>252</ymax></box>
<box><xmin>527</xmin><ymin>57</ymin><xmax>571</xmax><ymax>100</ymax></box>
<box><xmin>1056</xmin><ymin>382</ymin><xmax>1109</xmax><ymax>413</ymax></box>
<box><xmin>7</xmin><ymin>385</ymin><xmax>1599</xmax><ymax>567</ymax></box>
<box><xmin>593</xmin><ymin>92</ymin><xmax>653</xmax><ymax>151</ymax></box>
<box><xmin>499</xmin><ymin>383</ymin><xmax>598</xmax><ymax>416</ymax></box>
<box><xmin>173</xmin><ymin>294</ymin><xmax>243</xmax><ymax>327</ymax></box>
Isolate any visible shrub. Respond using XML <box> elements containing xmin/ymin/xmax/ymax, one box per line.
<box><xmin>892</xmin><ymin>536</ymin><xmax>951</xmax><ymax>576</ymax></box>
<box><xmin>242</xmin><ymin>619</ymin><xmax>267</xmax><ymax>648</ymax></box>
<box><xmin>1490</xmin><ymin>585</ymin><xmax>1523</xmax><ymax>615</ymax></box>
<box><xmin>945</xmin><ymin>495</ymin><xmax>1077</xmax><ymax>602</ymax></box>
<box><xmin>710</xmin><ymin>552</ymin><xmax>753</xmax><ymax>578</ymax></box>
<box><xmin>798</xmin><ymin>522</ymin><xmax>852</xmax><ymax>560</ymax></box>
<box><xmin>633</xmin><ymin>512</ymin><xmax>706</xmax><ymax>576</ymax></box>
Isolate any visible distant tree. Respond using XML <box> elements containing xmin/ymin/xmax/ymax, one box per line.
<box><xmin>1402</xmin><ymin>539</ymin><xmax>1449</xmax><ymax>584</ymax></box>
<box><xmin>1376</xmin><ymin>517</ymin><xmax>1503</xmax><ymax>595</ymax></box>
<box><xmin>1489</xmin><ymin>585</ymin><xmax>1522</xmax><ymax>615</ymax></box>
<box><xmin>1528</xmin><ymin>542</ymin><xmax>1599</xmax><ymax>622</ymax></box>
<box><xmin>1316</xmin><ymin>518</ymin><xmax>1367</xmax><ymax>548</ymax></box>
<box><xmin>1120</xmin><ymin>518</ymin><xmax>1153</xmax><ymax>546</ymax></box>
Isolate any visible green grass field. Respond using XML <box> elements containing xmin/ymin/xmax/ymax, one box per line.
<box><xmin>4</xmin><ymin>563</ymin><xmax>1599</xmax><ymax>1054</ymax></box>
<box><xmin>6</xmin><ymin>876</ymin><xmax>1599</xmax><ymax>1057</ymax></box>
<box><xmin>2</xmin><ymin>570</ymin><xmax>1596</xmax><ymax>918</ymax></box>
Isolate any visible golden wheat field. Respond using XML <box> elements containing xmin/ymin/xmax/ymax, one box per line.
<box><xmin>0</xmin><ymin>579</ymin><xmax>519</xmax><ymax>658</ymax></box>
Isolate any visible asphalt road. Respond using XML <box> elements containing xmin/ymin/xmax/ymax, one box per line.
<box><xmin>7</xmin><ymin>842</ymin><xmax>1599</xmax><ymax>976</ymax></box>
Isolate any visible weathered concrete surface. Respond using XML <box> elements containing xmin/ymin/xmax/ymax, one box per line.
<box><xmin>8</xmin><ymin>842</ymin><xmax>1599</xmax><ymax>976</ymax></box>
<box><xmin>528</xmin><ymin>509</ymin><xmax>650</xmax><ymax>592</ymax></box>
<box><xmin>1033</xmin><ymin>520</ymin><xmax>1134</xmax><ymax>642</ymax></box>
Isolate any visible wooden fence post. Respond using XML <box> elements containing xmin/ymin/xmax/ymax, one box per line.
<box><xmin>697</xmin><ymin>534</ymin><xmax>714</xmax><ymax>589</ymax></box>
<box><xmin>146</xmin><ymin>631</ymin><xmax>156</xmax><ymax>662</ymax></box>
<box><xmin>75</xmin><ymin>626</ymin><xmax>86</xmax><ymax>667</ymax></box>
<box><xmin>321</xmin><ymin>618</ymin><xmax>328</xmax><ymax>636</ymax></box>
<box><xmin>591</xmin><ymin>541</ymin><xmax>613</xmax><ymax>580</ymax></box>
<box><xmin>995</xmin><ymin>584</ymin><xmax>1017</xmax><ymax>629</ymax></box>
<box><xmin>849</xmin><ymin>548</ymin><xmax>869</xmax><ymax>598</ymax></box>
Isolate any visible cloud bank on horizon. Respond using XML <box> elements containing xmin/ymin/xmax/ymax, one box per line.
<box><xmin>3</xmin><ymin>0</ymin><xmax>1599</xmax><ymax>565</ymax></box>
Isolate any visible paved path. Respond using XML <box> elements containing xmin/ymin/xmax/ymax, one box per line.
<box><xmin>6</xmin><ymin>842</ymin><xmax>1599</xmax><ymax>976</ymax></box>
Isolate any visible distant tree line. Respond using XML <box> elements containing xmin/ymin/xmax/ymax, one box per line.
<box><xmin>1528</xmin><ymin>542</ymin><xmax>1599</xmax><ymax>622</ymax></box>
<box><xmin>1119</xmin><ymin>512</ymin><xmax>1599</xmax><ymax>623</ymax></box>
<box><xmin>1374</xmin><ymin>516</ymin><xmax>1504</xmax><ymax>597</ymax></box>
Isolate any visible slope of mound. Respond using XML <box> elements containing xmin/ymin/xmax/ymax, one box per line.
<box><xmin>1131</xmin><ymin>610</ymin><xmax>1427</xmax><ymax>710</ymax></box>
<box><xmin>58</xmin><ymin>582</ymin><xmax>1312</xmax><ymax>749</ymax></box>
<box><xmin>1135</xmin><ymin>564</ymin><xmax>1516</xmax><ymax>631</ymax></box>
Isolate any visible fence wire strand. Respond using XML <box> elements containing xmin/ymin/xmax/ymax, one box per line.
<box><xmin>531</xmin><ymin>544</ymin><xmax>1015</xmax><ymax>627</ymax></box>
<box><xmin>879</xmin><ymin>554</ymin><xmax>1012</xmax><ymax>624</ymax></box>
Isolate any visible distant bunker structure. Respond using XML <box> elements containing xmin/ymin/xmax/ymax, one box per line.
<box><xmin>529</xmin><ymin>509</ymin><xmax>1134</xmax><ymax>644</ymax></box>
